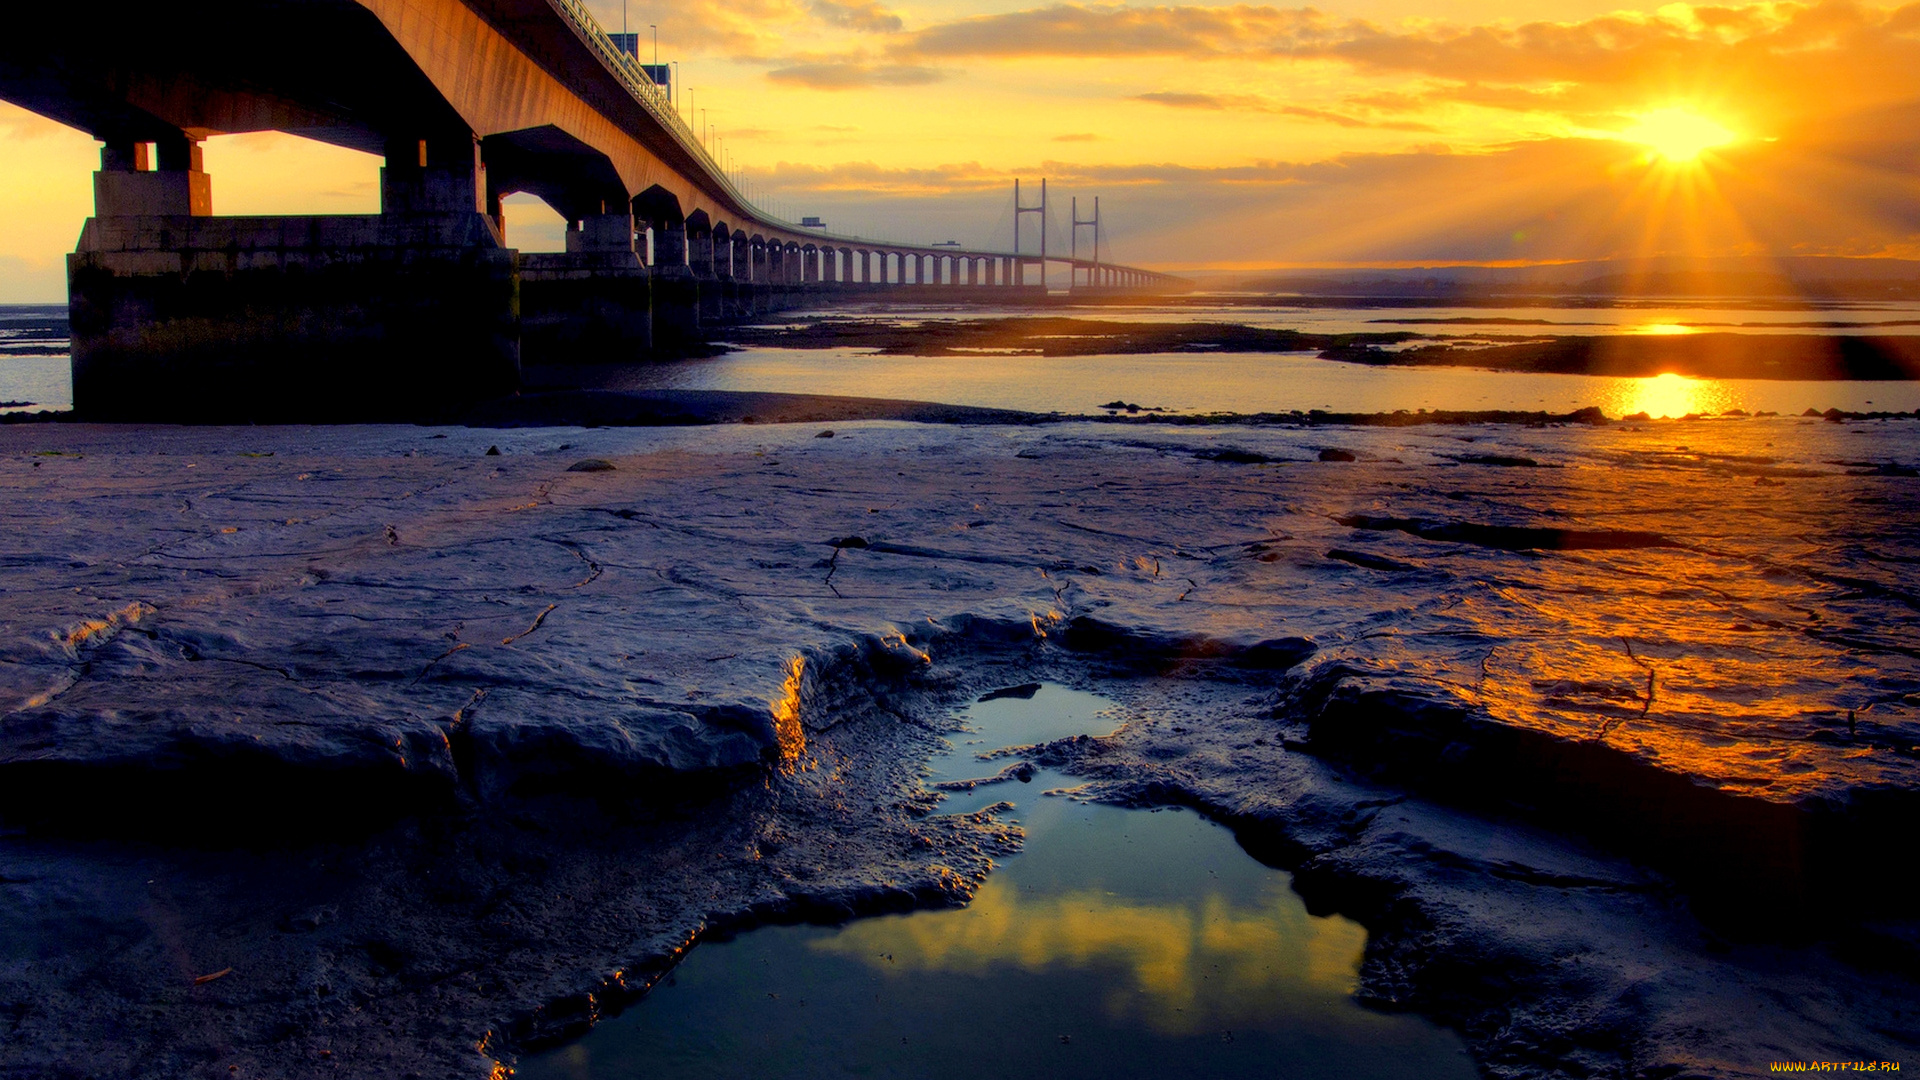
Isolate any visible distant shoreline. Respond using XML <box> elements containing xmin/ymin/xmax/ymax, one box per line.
<box><xmin>724</xmin><ymin>315</ymin><xmax>1920</xmax><ymax>382</ymax></box>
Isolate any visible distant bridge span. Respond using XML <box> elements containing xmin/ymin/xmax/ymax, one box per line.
<box><xmin>1</xmin><ymin>0</ymin><xmax>1188</xmax><ymax>327</ymax></box>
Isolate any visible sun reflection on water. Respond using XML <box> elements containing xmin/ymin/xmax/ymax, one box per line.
<box><xmin>1601</xmin><ymin>371</ymin><xmax>1739</xmax><ymax>418</ymax></box>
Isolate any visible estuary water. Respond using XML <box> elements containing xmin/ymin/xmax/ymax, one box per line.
<box><xmin>7</xmin><ymin>297</ymin><xmax>1920</xmax><ymax>417</ymax></box>
<box><xmin>517</xmin><ymin>685</ymin><xmax>1478</xmax><ymax>1080</ymax></box>
<box><xmin>631</xmin><ymin>296</ymin><xmax>1920</xmax><ymax>417</ymax></box>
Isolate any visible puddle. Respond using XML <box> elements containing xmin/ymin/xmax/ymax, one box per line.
<box><xmin>517</xmin><ymin>685</ymin><xmax>1478</xmax><ymax>1080</ymax></box>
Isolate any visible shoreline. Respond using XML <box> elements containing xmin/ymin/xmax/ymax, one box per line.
<box><xmin>7</xmin><ymin>385</ymin><xmax>1920</xmax><ymax>429</ymax></box>
<box><xmin>719</xmin><ymin>314</ymin><xmax>1920</xmax><ymax>381</ymax></box>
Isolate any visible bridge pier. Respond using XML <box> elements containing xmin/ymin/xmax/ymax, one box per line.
<box><xmin>644</xmin><ymin>213</ymin><xmax>702</xmax><ymax>347</ymax></box>
<box><xmin>758</xmin><ymin>240</ymin><xmax>774</xmax><ymax>313</ymax></box>
<box><xmin>691</xmin><ymin>220</ymin><xmax>726</xmax><ymax>325</ymax></box>
<box><xmin>69</xmin><ymin>131</ymin><xmax>519</xmax><ymax>421</ymax></box>
<box><xmin>520</xmin><ymin>208</ymin><xmax>650</xmax><ymax>365</ymax></box>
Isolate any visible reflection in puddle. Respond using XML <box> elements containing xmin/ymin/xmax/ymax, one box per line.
<box><xmin>518</xmin><ymin>685</ymin><xmax>1477</xmax><ymax>1080</ymax></box>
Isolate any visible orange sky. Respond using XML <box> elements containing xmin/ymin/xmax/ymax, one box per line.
<box><xmin>4</xmin><ymin>0</ymin><xmax>1920</xmax><ymax>298</ymax></box>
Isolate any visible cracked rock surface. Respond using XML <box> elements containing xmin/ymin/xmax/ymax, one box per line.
<box><xmin>1</xmin><ymin>415</ymin><xmax>1916</xmax><ymax>1078</ymax></box>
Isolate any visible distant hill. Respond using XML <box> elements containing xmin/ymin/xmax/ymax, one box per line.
<box><xmin>1213</xmin><ymin>256</ymin><xmax>1920</xmax><ymax>299</ymax></box>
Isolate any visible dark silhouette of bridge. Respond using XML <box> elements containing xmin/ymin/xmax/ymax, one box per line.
<box><xmin>0</xmin><ymin>0</ymin><xmax>1191</xmax><ymax>419</ymax></box>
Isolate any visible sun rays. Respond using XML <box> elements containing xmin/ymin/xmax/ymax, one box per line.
<box><xmin>1619</xmin><ymin>108</ymin><xmax>1740</xmax><ymax>164</ymax></box>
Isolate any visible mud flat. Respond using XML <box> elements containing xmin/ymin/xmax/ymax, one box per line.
<box><xmin>1</xmin><ymin>407</ymin><xmax>1917</xmax><ymax>1078</ymax></box>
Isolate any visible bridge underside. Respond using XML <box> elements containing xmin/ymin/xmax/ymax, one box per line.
<box><xmin>1</xmin><ymin>0</ymin><xmax>1190</xmax><ymax>421</ymax></box>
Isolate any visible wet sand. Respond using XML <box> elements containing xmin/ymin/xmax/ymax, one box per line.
<box><xmin>1</xmin><ymin>403</ymin><xmax>1916</xmax><ymax>1078</ymax></box>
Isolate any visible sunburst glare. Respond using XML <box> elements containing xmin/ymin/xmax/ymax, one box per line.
<box><xmin>1620</xmin><ymin>108</ymin><xmax>1739</xmax><ymax>163</ymax></box>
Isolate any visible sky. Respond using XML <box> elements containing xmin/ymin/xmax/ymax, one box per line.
<box><xmin>4</xmin><ymin>0</ymin><xmax>1920</xmax><ymax>298</ymax></box>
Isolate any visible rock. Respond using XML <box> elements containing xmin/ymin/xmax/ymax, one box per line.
<box><xmin>565</xmin><ymin>459</ymin><xmax>616</xmax><ymax>473</ymax></box>
<box><xmin>815</xmin><ymin>430</ymin><xmax>834</xmax><ymax>438</ymax></box>
<box><xmin>978</xmin><ymin>683</ymin><xmax>1043</xmax><ymax>703</ymax></box>
<box><xmin>1319</xmin><ymin>448</ymin><xmax>1357</xmax><ymax>462</ymax></box>
<box><xmin>1326</xmin><ymin>547</ymin><xmax>1418</xmax><ymax>572</ymax></box>
<box><xmin>1233</xmin><ymin>637</ymin><xmax>1318</xmax><ymax>670</ymax></box>
<box><xmin>1454</xmin><ymin>453</ymin><xmax>1540</xmax><ymax>468</ymax></box>
<box><xmin>485</xmin><ymin>445</ymin><xmax>501</xmax><ymax>456</ymax></box>
<box><xmin>1198</xmin><ymin>448</ymin><xmax>1276</xmax><ymax>464</ymax></box>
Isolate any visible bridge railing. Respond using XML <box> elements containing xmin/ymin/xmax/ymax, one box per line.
<box><xmin>546</xmin><ymin>0</ymin><xmax>790</xmax><ymax>229</ymax></box>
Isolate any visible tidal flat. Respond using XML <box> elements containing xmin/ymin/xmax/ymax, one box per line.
<box><xmin>1</xmin><ymin>407</ymin><xmax>1917</xmax><ymax>1078</ymax></box>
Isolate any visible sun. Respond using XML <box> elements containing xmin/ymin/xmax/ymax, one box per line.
<box><xmin>1620</xmin><ymin>108</ymin><xmax>1738</xmax><ymax>163</ymax></box>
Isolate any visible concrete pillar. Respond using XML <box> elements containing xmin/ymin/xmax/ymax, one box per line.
<box><xmin>689</xmin><ymin>228</ymin><xmax>715</xmax><ymax>277</ymax></box>
<box><xmin>93</xmin><ymin>133</ymin><xmax>212</xmax><ymax>217</ymax></box>
<box><xmin>650</xmin><ymin>221</ymin><xmax>688</xmax><ymax>269</ymax></box>
<box><xmin>381</xmin><ymin>135</ymin><xmax>483</xmax><ymax>215</ymax></box>
<box><xmin>565</xmin><ymin>211</ymin><xmax>635</xmax><ymax>254</ymax></box>
<box><xmin>69</xmin><ymin>203</ymin><xmax>516</xmax><ymax>419</ymax></box>
<box><xmin>645</xmin><ymin>218</ymin><xmax>699</xmax><ymax>343</ymax></box>
<box><xmin>522</xmin><ymin>203</ymin><xmax>651</xmax><ymax>364</ymax></box>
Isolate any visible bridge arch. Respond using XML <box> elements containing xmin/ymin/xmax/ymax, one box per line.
<box><xmin>634</xmin><ymin>185</ymin><xmax>686</xmax><ymax>269</ymax></box>
<box><xmin>481</xmin><ymin>126</ymin><xmax>633</xmax><ymax>252</ymax></box>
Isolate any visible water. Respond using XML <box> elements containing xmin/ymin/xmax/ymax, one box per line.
<box><xmin>7</xmin><ymin>298</ymin><xmax>1919</xmax><ymax>418</ymax></box>
<box><xmin>623</xmin><ymin>297</ymin><xmax>1920</xmax><ymax>417</ymax></box>
<box><xmin>621</xmin><ymin>346</ymin><xmax>1920</xmax><ymax>417</ymax></box>
<box><xmin>0</xmin><ymin>304</ymin><xmax>69</xmax><ymax>412</ymax></box>
<box><xmin>517</xmin><ymin>685</ymin><xmax>1477</xmax><ymax>1080</ymax></box>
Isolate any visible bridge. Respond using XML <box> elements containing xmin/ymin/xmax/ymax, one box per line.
<box><xmin>0</xmin><ymin>0</ymin><xmax>1191</xmax><ymax>420</ymax></box>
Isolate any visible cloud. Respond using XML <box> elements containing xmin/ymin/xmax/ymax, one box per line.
<box><xmin>896</xmin><ymin>4</ymin><xmax>1341</xmax><ymax>60</ymax></box>
<box><xmin>1133</xmin><ymin>91</ymin><xmax>1250</xmax><ymax>109</ymax></box>
<box><xmin>880</xmin><ymin>1</ymin><xmax>1920</xmax><ymax>132</ymax></box>
<box><xmin>601</xmin><ymin>0</ymin><xmax>813</xmax><ymax>59</ymax></box>
<box><xmin>746</xmin><ymin>113</ymin><xmax>1920</xmax><ymax>267</ymax></box>
<box><xmin>1132</xmin><ymin>91</ymin><xmax>1438</xmax><ymax>130</ymax></box>
<box><xmin>807</xmin><ymin>0</ymin><xmax>903</xmax><ymax>33</ymax></box>
<box><xmin>766</xmin><ymin>62</ymin><xmax>946</xmax><ymax>88</ymax></box>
